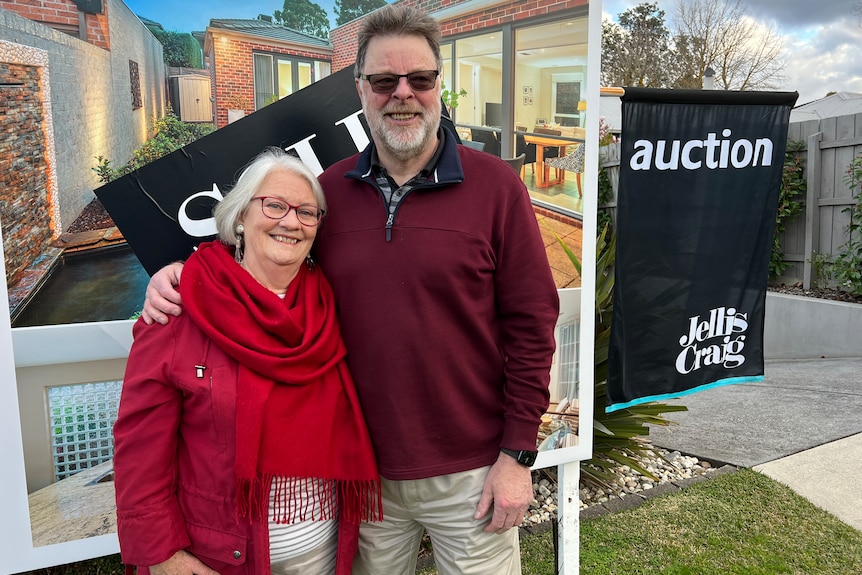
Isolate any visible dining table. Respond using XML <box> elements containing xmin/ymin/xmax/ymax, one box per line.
<box><xmin>523</xmin><ymin>134</ymin><xmax>576</xmax><ymax>189</ymax></box>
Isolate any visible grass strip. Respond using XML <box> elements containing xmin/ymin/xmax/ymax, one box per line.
<box><xmin>17</xmin><ymin>470</ymin><xmax>862</xmax><ymax>574</ymax></box>
<box><xmin>421</xmin><ymin>469</ymin><xmax>862</xmax><ymax>574</ymax></box>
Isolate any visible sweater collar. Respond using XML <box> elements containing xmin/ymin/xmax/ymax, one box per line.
<box><xmin>347</xmin><ymin>125</ymin><xmax>465</xmax><ymax>186</ymax></box>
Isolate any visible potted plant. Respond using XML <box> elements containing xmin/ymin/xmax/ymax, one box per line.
<box><xmin>441</xmin><ymin>83</ymin><xmax>467</xmax><ymax>118</ymax></box>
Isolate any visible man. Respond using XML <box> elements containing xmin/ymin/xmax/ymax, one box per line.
<box><xmin>143</xmin><ymin>5</ymin><xmax>559</xmax><ymax>573</ymax></box>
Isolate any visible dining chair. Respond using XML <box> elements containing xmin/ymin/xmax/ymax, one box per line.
<box><xmin>469</xmin><ymin>128</ymin><xmax>500</xmax><ymax>156</ymax></box>
<box><xmin>545</xmin><ymin>143</ymin><xmax>585</xmax><ymax>197</ymax></box>
<box><xmin>516</xmin><ymin>134</ymin><xmax>561</xmax><ymax>180</ymax></box>
<box><xmin>503</xmin><ymin>153</ymin><xmax>526</xmax><ymax>175</ymax></box>
<box><xmin>461</xmin><ymin>139</ymin><xmax>485</xmax><ymax>151</ymax></box>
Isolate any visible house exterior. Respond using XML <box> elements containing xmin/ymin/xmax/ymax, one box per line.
<box><xmin>0</xmin><ymin>0</ymin><xmax>166</xmax><ymax>286</ymax></box>
<box><xmin>330</xmin><ymin>0</ymin><xmax>589</xmax><ymax>218</ymax></box>
<box><xmin>203</xmin><ymin>18</ymin><xmax>332</xmax><ymax>128</ymax></box>
<box><xmin>789</xmin><ymin>91</ymin><xmax>862</xmax><ymax>123</ymax></box>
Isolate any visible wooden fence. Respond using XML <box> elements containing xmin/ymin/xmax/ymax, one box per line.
<box><xmin>597</xmin><ymin>113</ymin><xmax>862</xmax><ymax>288</ymax></box>
<box><xmin>783</xmin><ymin>113</ymin><xmax>862</xmax><ymax>287</ymax></box>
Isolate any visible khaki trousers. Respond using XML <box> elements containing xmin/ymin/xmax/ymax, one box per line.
<box><xmin>353</xmin><ymin>466</ymin><xmax>521</xmax><ymax>575</ymax></box>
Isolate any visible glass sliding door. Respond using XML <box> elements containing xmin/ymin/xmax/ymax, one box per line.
<box><xmin>277</xmin><ymin>60</ymin><xmax>293</xmax><ymax>99</ymax></box>
<box><xmin>254</xmin><ymin>53</ymin><xmax>332</xmax><ymax>109</ymax></box>
<box><xmin>446</xmin><ymin>31</ymin><xmax>502</xmax><ymax>154</ymax></box>
<box><xmin>441</xmin><ymin>12</ymin><xmax>590</xmax><ymax>216</ymax></box>
<box><xmin>514</xmin><ymin>16</ymin><xmax>589</xmax><ymax>215</ymax></box>
<box><xmin>253</xmin><ymin>53</ymin><xmax>274</xmax><ymax>110</ymax></box>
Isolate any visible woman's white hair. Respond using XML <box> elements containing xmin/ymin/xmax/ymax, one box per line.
<box><xmin>214</xmin><ymin>147</ymin><xmax>326</xmax><ymax>248</ymax></box>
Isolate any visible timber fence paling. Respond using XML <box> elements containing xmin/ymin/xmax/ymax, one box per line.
<box><xmin>779</xmin><ymin>114</ymin><xmax>862</xmax><ymax>288</ymax></box>
<box><xmin>598</xmin><ymin>143</ymin><xmax>620</xmax><ymax>228</ymax></box>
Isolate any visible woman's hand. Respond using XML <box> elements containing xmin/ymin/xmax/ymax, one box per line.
<box><xmin>149</xmin><ymin>549</ymin><xmax>220</xmax><ymax>575</ymax></box>
<box><xmin>141</xmin><ymin>262</ymin><xmax>185</xmax><ymax>325</ymax></box>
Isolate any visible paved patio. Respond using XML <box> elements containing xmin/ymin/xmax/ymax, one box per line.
<box><xmin>535</xmin><ymin>210</ymin><xmax>583</xmax><ymax>289</ymax></box>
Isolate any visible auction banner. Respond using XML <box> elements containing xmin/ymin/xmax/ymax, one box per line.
<box><xmin>606</xmin><ymin>88</ymin><xmax>797</xmax><ymax>413</ymax></box>
<box><xmin>95</xmin><ymin>67</ymin><xmax>456</xmax><ymax>275</ymax></box>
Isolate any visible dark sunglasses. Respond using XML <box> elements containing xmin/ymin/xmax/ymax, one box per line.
<box><xmin>359</xmin><ymin>70</ymin><xmax>440</xmax><ymax>94</ymax></box>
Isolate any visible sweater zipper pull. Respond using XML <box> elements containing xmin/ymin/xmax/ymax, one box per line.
<box><xmin>385</xmin><ymin>213</ymin><xmax>394</xmax><ymax>242</ymax></box>
<box><xmin>195</xmin><ymin>365</ymin><xmax>206</xmax><ymax>378</ymax></box>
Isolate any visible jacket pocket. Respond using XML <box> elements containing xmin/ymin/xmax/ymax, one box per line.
<box><xmin>175</xmin><ymin>364</ymin><xmax>236</xmax><ymax>456</ymax></box>
<box><xmin>187</xmin><ymin>521</ymin><xmax>248</xmax><ymax>568</ymax></box>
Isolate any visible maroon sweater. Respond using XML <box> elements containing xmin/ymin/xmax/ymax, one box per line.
<box><xmin>315</xmin><ymin>130</ymin><xmax>559</xmax><ymax>480</ymax></box>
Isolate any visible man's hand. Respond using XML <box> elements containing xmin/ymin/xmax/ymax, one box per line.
<box><xmin>141</xmin><ymin>262</ymin><xmax>185</xmax><ymax>325</ymax></box>
<box><xmin>149</xmin><ymin>549</ymin><xmax>220</xmax><ymax>575</ymax></box>
<box><xmin>474</xmin><ymin>452</ymin><xmax>533</xmax><ymax>534</ymax></box>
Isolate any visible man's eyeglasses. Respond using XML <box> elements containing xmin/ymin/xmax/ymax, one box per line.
<box><xmin>252</xmin><ymin>196</ymin><xmax>324</xmax><ymax>227</ymax></box>
<box><xmin>359</xmin><ymin>70</ymin><xmax>439</xmax><ymax>94</ymax></box>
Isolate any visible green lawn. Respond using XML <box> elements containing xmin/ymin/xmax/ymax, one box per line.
<box><xmin>421</xmin><ymin>469</ymin><xmax>862</xmax><ymax>575</ymax></box>
<box><xmin>19</xmin><ymin>469</ymin><xmax>862</xmax><ymax>575</ymax></box>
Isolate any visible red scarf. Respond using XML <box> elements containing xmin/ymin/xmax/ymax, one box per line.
<box><xmin>181</xmin><ymin>241</ymin><xmax>381</xmax><ymax>525</ymax></box>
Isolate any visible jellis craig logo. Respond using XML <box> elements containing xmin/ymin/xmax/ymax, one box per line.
<box><xmin>676</xmin><ymin>307</ymin><xmax>749</xmax><ymax>374</ymax></box>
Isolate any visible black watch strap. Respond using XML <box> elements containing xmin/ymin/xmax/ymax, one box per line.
<box><xmin>500</xmin><ymin>447</ymin><xmax>538</xmax><ymax>467</ymax></box>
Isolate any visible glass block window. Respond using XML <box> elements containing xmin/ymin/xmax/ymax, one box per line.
<box><xmin>49</xmin><ymin>381</ymin><xmax>122</xmax><ymax>481</ymax></box>
<box><xmin>557</xmin><ymin>320</ymin><xmax>580</xmax><ymax>401</ymax></box>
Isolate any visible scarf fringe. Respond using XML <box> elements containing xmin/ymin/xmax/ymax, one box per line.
<box><xmin>339</xmin><ymin>478</ymin><xmax>383</xmax><ymax>524</ymax></box>
<box><xmin>238</xmin><ymin>475</ymin><xmax>382</xmax><ymax>525</ymax></box>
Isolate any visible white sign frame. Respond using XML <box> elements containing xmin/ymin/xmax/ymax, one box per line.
<box><xmin>0</xmin><ymin>224</ymin><xmax>132</xmax><ymax>573</ymax></box>
<box><xmin>533</xmin><ymin>0</ymin><xmax>600</xmax><ymax>472</ymax></box>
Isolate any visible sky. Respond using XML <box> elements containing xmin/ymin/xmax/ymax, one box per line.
<box><xmin>123</xmin><ymin>0</ymin><xmax>862</xmax><ymax>106</ymax></box>
<box><xmin>602</xmin><ymin>0</ymin><xmax>862</xmax><ymax>105</ymax></box>
<box><xmin>124</xmin><ymin>0</ymin><xmax>345</xmax><ymax>31</ymax></box>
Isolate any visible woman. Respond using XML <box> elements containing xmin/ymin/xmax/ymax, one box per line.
<box><xmin>113</xmin><ymin>148</ymin><xmax>381</xmax><ymax>575</ymax></box>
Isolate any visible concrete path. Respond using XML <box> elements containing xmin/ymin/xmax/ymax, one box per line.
<box><xmin>646</xmin><ymin>357</ymin><xmax>862</xmax><ymax>531</ymax></box>
<box><xmin>754</xmin><ymin>433</ymin><xmax>862</xmax><ymax>532</ymax></box>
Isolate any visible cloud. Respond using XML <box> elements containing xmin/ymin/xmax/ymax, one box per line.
<box><xmin>602</xmin><ymin>0</ymin><xmax>862</xmax><ymax>104</ymax></box>
<box><xmin>782</xmin><ymin>18</ymin><xmax>862</xmax><ymax>103</ymax></box>
<box><xmin>744</xmin><ymin>0</ymin><xmax>859</xmax><ymax>29</ymax></box>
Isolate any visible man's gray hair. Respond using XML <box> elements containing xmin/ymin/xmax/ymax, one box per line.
<box><xmin>354</xmin><ymin>5</ymin><xmax>443</xmax><ymax>78</ymax></box>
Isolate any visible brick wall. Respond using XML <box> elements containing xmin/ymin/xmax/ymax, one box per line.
<box><xmin>330</xmin><ymin>0</ymin><xmax>584</xmax><ymax>71</ymax></box>
<box><xmin>0</xmin><ymin>62</ymin><xmax>53</xmax><ymax>284</ymax></box>
<box><xmin>212</xmin><ymin>35</ymin><xmax>332</xmax><ymax>128</ymax></box>
<box><xmin>0</xmin><ymin>0</ymin><xmax>110</xmax><ymax>49</ymax></box>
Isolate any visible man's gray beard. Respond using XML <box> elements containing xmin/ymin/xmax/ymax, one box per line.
<box><xmin>379</xmin><ymin>125</ymin><xmax>436</xmax><ymax>162</ymax></box>
<box><xmin>369</xmin><ymin>111</ymin><xmax>441</xmax><ymax>162</ymax></box>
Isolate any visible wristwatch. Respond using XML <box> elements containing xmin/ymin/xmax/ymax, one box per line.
<box><xmin>500</xmin><ymin>448</ymin><xmax>538</xmax><ymax>467</ymax></box>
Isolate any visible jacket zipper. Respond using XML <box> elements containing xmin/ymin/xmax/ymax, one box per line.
<box><xmin>385</xmin><ymin>213</ymin><xmax>395</xmax><ymax>242</ymax></box>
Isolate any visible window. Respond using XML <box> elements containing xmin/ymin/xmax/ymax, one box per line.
<box><xmin>253</xmin><ymin>52</ymin><xmax>331</xmax><ymax>110</ymax></box>
<box><xmin>254</xmin><ymin>54</ymin><xmax>273</xmax><ymax>109</ymax></box>
<box><xmin>556</xmin><ymin>321</ymin><xmax>580</xmax><ymax>402</ymax></box>
<box><xmin>441</xmin><ymin>11</ymin><xmax>589</xmax><ymax>217</ymax></box>
<box><xmin>514</xmin><ymin>16</ymin><xmax>588</xmax><ymax>216</ymax></box>
<box><xmin>448</xmin><ymin>31</ymin><xmax>501</xmax><ymax>128</ymax></box>
<box><xmin>129</xmin><ymin>60</ymin><xmax>142</xmax><ymax>109</ymax></box>
<box><xmin>49</xmin><ymin>381</ymin><xmax>122</xmax><ymax>481</ymax></box>
<box><xmin>553</xmin><ymin>79</ymin><xmax>580</xmax><ymax>126</ymax></box>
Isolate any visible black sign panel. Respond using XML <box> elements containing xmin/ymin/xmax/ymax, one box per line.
<box><xmin>606</xmin><ymin>88</ymin><xmax>797</xmax><ymax>412</ymax></box>
<box><xmin>97</xmin><ymin>67</ymin><xmax>457</xmax><ymax>276</ymax></box>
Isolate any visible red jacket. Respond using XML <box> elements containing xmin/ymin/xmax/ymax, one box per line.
<box><xmin>113</xmin><ymin>316</ymin><xmax>358</xmax><ymax>575</ymax></box>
